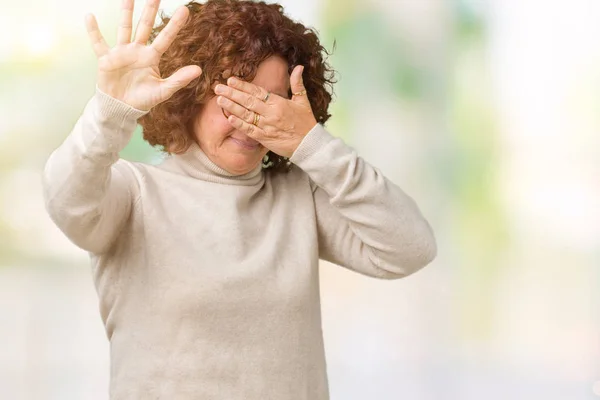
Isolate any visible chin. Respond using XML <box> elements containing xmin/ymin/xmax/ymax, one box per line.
<box><xmin>221</xmin><ymin>154</ymin><xmax>261</xmax><ymax>175</ymax></box>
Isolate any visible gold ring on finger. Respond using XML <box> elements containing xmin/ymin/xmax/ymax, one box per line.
<box><xmin>293</xmin><ymin>90</ymin><xmax>307</xmax><ymax>97</ymax></box>
<box><xmin>253</xmin><ymin>112</ymin><xmax>261</xmax><ymax>126</ymax></box>
<box><xmin>262</xmin><ymin>92</ymin><xmax>271</xmax><ymax>102</ymax></box>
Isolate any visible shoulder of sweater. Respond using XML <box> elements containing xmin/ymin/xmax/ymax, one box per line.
<box><xmin>112</xmin><ymin>158</ymin><xmax>155</xmax><ymax>200</ymax></box>
<box><xmin>267</xmin><ymin>164</ymin><xmax>317</xmax><ymax>193</ymax></box>
<box><xmin>114</xmin><ymin>157</ymin><xmax>174</xmax><ymax>177</ymax></box>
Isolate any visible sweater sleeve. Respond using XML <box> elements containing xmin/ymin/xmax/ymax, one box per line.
<box><xmin>42</xmin><ymin>88</ymin><xmax>148</xmax><ymax>254</ymax></box>
<box><xmin>289</xmin><ymin>124</ymin><xmax>437</xmax><ymax>279</ymax></box>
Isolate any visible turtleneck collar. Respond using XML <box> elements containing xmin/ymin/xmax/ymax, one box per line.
<box><xmin>170</xmin><ymin>141</ymin><xmax>264</xmax><ymax>186</ymax></box>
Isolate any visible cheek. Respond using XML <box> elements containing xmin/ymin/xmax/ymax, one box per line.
<box><xmin>208</xmin><ymin>116</ymin><xmax>231</xmax><ymax>134</ymax></box>
<box><xmin>198</xmin><ymin>109</ymin><xmax>233</xmax><ymax>144</ymax></box>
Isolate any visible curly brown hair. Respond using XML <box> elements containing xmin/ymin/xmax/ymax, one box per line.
<box><xmin>139</xmin><ymin>0</ymin><xmax>336</xmax><ymax>171</ymax></box>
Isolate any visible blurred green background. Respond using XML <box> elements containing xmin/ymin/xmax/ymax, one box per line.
<box><xmin>1</xmin><ymin>0</ymin><xmax>599</xmax><ymax>399</ymax></box>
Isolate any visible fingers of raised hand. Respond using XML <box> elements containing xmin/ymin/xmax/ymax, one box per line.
<box><xmin>214</xmin><ymin>84</ymin><xmax>268</xmax><ymax>115</ymax></box>
<box><xmin>160</xmin><ymin>64</ymin><xmax>203</xmax><ymax>101</ymax></box>
<box><xmin>85</xmin><ymin>14</ymin><xmax>110</xmax><ymax>57</ymax></box>
<box><xmin>151</xmin><ymin>5</ymin><xmax>189</xmax><ymax>55</ymax></box>
<box><xmin>116</xmin><ymin>0</ymin><xmax>134</xmax><ymax>45</ymax></box>
<box><xmin>227</xmin><ymin>77</ymin><xmax>272</xmax><ymax>103</ymax></box>
<box><xmin>227</xmin><ymin>115</ymin><xmax>265</xmax><ymax>139</ymax></box>
<box><xmin>134</xmin><ymin>0</ymin><xmax>161</xmax><ymax>45</ymax></box>
<box><xmin>217</xmin><ymin>96</ymin><xmax>257</xmax><ymax>125</ymax></box>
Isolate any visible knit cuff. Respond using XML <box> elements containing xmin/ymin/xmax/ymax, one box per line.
<box><xmin>76</xmin><ymin>88</ymin><xmax>150</xmax><ymax>158</ymax></box>
<box><xmin>94</xmin><ymin>86</ymin><xmax>150</xmax><ymax>123</ymax></box>
<box><xmin>289</xmin><ymin>124</ymin><xmax>337</xmax><ymax>165</ymax></box>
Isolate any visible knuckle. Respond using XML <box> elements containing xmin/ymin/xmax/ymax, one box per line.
<box><xmin>263</xmin><ymin>128</ymin><xmax>275</xmax><ymax>138</ymax></box>
<box><xmin>244</xmin><ymin>109</ymin><xmax>253</xmax><ymax>122</ymax></box>
<box><xmin>244</xmin><ymin>96</ymin><xmax>255</xmax><ymax>109</ymax></box>
<box><xmin>274</xmin><ymin>110</ymin><xmax>283</xmax><ymax>122</ymax></box>
<box><xmin>160</xmin><ymin>30</ymin><xmax>173</xmax><ymax>42</ymax></box>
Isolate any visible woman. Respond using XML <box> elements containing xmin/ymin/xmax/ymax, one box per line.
<box><xmin>43</xmin><ymin>0</ymin><xmax>437</xmax><ymax>398</ymax></box>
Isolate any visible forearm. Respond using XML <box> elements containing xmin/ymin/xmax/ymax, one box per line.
<box><xmin>42</xmin><ymin>88</ymin><xmax>147</xmax><ymax>253</ymax></box>
<box><xmin>290</xmin><ymin>124</ymin><xmax>437</xmax><ymax>277</ymax></box>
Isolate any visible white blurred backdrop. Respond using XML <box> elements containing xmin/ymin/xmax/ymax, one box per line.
<box><xmin>0</xmin><ymin>0</ymin><xmax>598</xmax><ymax>399</ymax></box>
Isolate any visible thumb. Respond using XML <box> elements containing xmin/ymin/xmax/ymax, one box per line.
<box><xmin>161</xmin><ymin>65</ymin><xmax>203</xmax><ymax>100</ymax></box>
<box><xmin>290</xmin><ymin>65</ymin><xmax>309</xmax><ymax>104</ymax></box>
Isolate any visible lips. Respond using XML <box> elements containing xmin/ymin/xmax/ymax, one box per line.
<box><xmin>229</xmin><ymin>136</ymin><xmax>260</xmax><ymax>150</ymax></box>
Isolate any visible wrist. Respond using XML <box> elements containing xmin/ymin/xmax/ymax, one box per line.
<box><xmin>289</xmin><ymin>123</ymin><xmax>334</xmax><ymax>165</ymax></box>
<box><xmin>95</xmin><ymin>86</ymin><xmax>149</xmax><ymax>122</ymax></box>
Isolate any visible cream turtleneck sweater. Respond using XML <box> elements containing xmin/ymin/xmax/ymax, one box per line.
<box><xmin>42</xmin><ymin>89</ymin><xmax>437</xmax><ymax>400</ymax></box>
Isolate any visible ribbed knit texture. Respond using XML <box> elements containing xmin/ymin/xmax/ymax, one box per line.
<box><xmin>42</xmin><ymin>88</ymin><xmax>437</xmax><ymax>400</ymax></box>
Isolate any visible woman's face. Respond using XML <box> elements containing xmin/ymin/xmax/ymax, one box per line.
<box><xmin>192</xmin><ymin>55</ymin><xmax>291</xmax><ymax>175</ymax></box>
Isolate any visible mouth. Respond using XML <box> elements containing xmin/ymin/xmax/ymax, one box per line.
<box><xmin>229</xmin><ymin>137</ymin><xmax>261</xmax><ymax>150</ymax></box>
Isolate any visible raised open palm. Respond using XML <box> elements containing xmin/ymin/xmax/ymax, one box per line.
<box><xmin>86</xmin><ymin>0</ymin><xmax>202</xmax><ymax>111</ymax></box>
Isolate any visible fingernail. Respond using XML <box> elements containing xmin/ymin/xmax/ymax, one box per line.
<box><xmin>228</xmin><ymin>77</ymin><xmax>238</xmax><ymax>86</ymax></box>
<box><xmin>215</xmin><ymin>85</ymin><xmax>225</xmax><ymax>94</ymax></box>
